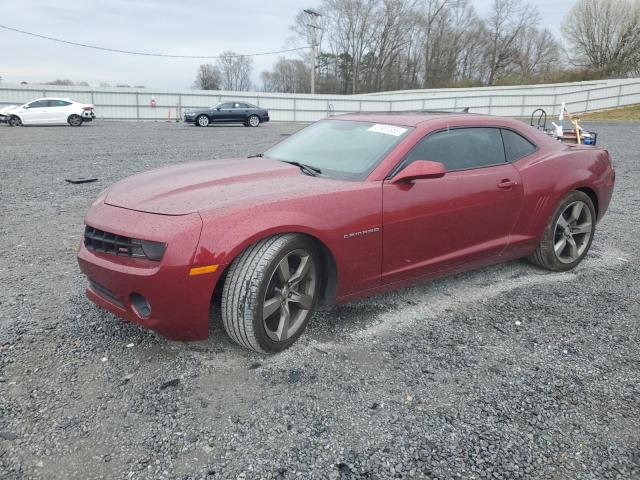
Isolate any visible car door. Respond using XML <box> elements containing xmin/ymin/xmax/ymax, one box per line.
<box><xmin>212</xmin><ymin>102</ymin><xmax>234</xmax><ymax>122</ymax></box>
<box><xmin>231</xmin><ymin>102</ymin><xmax>247</xmax><ymax>121</ymax></box>
<box><xmin>381</xmin><ymin>127</ymin><xmax>524</xmax><ymax>284</ymax></box>
<box><xmin>20</xmin><ymin>99</ymin><xmax>50</xmax><ymax>124</ymax></box>
<box><xmin>45</xmin><ymin>99</ymin><xmax>72</xmax><ymax>123</ymax></box>
<box><xmin>236</xmin><ymin>103</ymin><xmax>258</xmax><ymax>122</ymax></box>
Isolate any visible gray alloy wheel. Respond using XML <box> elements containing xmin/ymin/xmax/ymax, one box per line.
<box><xmin>221</xmin><ymin>234</ymin><xmax>321</xmax><ymax>353</ymax></box>
<box><xmin>529</xmin><ymin>190</ymin><xmax>596</xmax><ymax>271</ymax></box>
<box><xmin>262</xmin><ymin>248</ymin><xmax>317</xmax><ymax>342</ymax></box>
<box><xmin>553</xmin><ymin>200</ymin><xmax>593</xmax><ymax>264</ymax></box>
<box><xmin>8</xmin><ymin>115</ymin><xmax>22</xmax><ymax>127</ymax></box>
<box><xmin>68</xmin><ymin>114</ymin><xmax>83</xmax><ymax>127</ymax></box>
<box><xmin>197</xmin><ymin>114</ymin><xmax>210</xmax><ymax>127</ymax></box>
<box><xmin>248</xmin><ymin>114</ymin><xmax>260</xmax><ymax>127</ymax></box>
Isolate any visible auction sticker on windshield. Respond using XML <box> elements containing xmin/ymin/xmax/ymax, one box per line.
<box><xmin>367</xmin><ymin>124</ymin><xmax>408</xmax><ymax>136</ymax></box>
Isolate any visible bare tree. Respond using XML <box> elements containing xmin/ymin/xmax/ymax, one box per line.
<box><xmin>261</xmin><ymin>57</ymin><xmax>310</xmax><ymax>93</ymax></box>
<box><xmin>483</xmin><ymin>0</ymin><xmax>538</xmax><ymax>85</ymax></box>
<box><xmin>420</xmin><ymin>0</ymin><xmax>485</xmax><ymax>87</ymax></box>
<box><xmin>323</xmin><ymin>0</ymin><xmax>379</xmax><ymax>93</ymax></box>
<box><xmin>562</xmin><ymin>0</ymin><xmax>640</xmax><ymax>76</ymax></box>
<box><xmin>216</xmin><ymin>52</ymin><xmax>254</xmax><ymax>91</ymax></box>
<box><xmin>193</xmin><ymin>63</ymin><xmax>222</xmax><ymax>90</ymax></box>
<box><xmin>274</xmin><ymin>0</ymin><xmax>589</xmax><ymax>94</ymax></box>
<box><xmin>514</xmin><ymin>27</ymin><xmax>560</xmax><ymax>80</ymax></box>
<box><xmin>366</xmin><ymin>0</ymin><xmax>418</xmax><ymax>91</ymax></box>
<box><xmin>46</xmin><ymin>79</ymin><xmax>75</xmax><ymax>86</ymax></box>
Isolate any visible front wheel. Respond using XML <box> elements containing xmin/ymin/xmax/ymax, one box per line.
<box><xmin>68</xmin><ymin>114</ymin><xmax>83</xmax><ymax>127</ymax></box>
<box><xmin>529</xmin><ymin>190</ymin><xmax>596</xmax><ymax>271</ymax></box>
<box><xmin>221</xmin><ymin>234</ymin><xmax>320</xmax><ymax>353</ymax></box>
<box><xmin>8</xmin><ymin>116</ymin><xmax>22</xmax><ymax>127</ymax></box>
<box><xmin>196</xmin><ymin>115</ymin><xmax>210</xmax><ymax>127</ymax></box>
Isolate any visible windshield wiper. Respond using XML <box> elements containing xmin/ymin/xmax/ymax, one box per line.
<box><xmin>279</xmin><ymin>160</ymin><xmax>322</xmax><ymax>177</ymax></box>
<box><xmin>247</xmin><ymin>153</ymin><xmax>264</xmax><ymax>158</ymax></box>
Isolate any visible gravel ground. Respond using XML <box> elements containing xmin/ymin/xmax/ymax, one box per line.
<box><xmin>0</xmin><ymin>120</ymin><xmax>638</xmax><ymax>480</ymax></box>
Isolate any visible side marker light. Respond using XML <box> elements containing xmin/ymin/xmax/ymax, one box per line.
<box><xmin>189</xmin><ymin>265</ymin><xmax>219</xmax><ymax>276</ymax></box>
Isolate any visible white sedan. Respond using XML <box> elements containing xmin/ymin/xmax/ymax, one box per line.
<box><xmin>4</xmin><ymin>97</ymin><xmax>96</xmax><ymax>127</ymax></box>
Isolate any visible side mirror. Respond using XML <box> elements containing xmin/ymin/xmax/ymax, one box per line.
<box><xmin>391</xmin><ymin>160</ymin><xmax>446</xmax><ymax>183</ymax></box>
<box><xmin>23</xmin><ymin>105</ymin><xmax>29</xmax><ymax>109</ymax></box>
<box><xmin>216</xmin><ymin>107</ymin><xmax>221</xmax><ymax>111</ymax></box>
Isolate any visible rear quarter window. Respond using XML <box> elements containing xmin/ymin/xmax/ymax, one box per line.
<box><xmin>501</xmin><ymin>129</ymin><xmax>537</xmax><ymax>162</ymax></box>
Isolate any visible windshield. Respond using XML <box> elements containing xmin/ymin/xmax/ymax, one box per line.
<box><xmin>264</xmin><ymin>119</ymin><xmax>413</xmax><ymax>180</ymax></box>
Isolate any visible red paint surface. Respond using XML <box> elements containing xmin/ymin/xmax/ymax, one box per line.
<box><xmin>78</xmin><ymin>113</ymin><xmax>615</xmax><ymax>340</ymax></box>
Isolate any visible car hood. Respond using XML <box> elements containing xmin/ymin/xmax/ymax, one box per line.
<box><xmin>0</xmin><ymin>105</ymin><xmax>20</xmax><ymax>114</ymax></box>
<box><xmin>104</xmin><ymin>158</ymin><xmax>342</xmax><ymax>215</ymax></box>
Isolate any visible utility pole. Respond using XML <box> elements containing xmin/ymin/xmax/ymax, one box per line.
<box><xmin>304</xmin><ymin>8</ymin><xmax>321</xmax><ymax>95</ymax></box>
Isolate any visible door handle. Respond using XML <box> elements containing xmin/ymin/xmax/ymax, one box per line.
<box><xmin>497</xmin><ymin>179</ymin><xmax>517</xmax><ymax>189</ymax></box>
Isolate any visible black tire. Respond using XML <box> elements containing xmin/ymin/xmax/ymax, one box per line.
<box><xmin>68</xmin><ymin>114</ymin><xmax>83</xmax><ymax>127</ymax></box>
<box><xmin>196</xmin><ymin>115</ymin><xmax>210</xmax><ymax>127</ymax></box>
<box><xmin>529</xmin><ymin>190</ymin><xmax>596</xmax><ymax>271</ymax></box>
<box><xmin>247</xmin><ymin>114</ymin><xmax>260</xmax><ymax>127</ymax></box>
<box><xmin>221</xmin><ymin>234</ymin><xmax>321</xmax><ymax>353</ymax></box>
<box><xmin>8</xmin><ymin>115</ymin><xmax>21</xmax><ymax>127</ymax></box>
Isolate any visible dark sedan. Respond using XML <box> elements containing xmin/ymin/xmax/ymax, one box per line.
<box><xmin>184</xmin><ymin>101</ymin><xmax>270</xmax><ymax>127</ymax></box>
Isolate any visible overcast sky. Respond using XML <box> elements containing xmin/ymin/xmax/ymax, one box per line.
<box><xmin>0</xmin><ymin>0</ymin><xmax>574</xmax><ymax>90</ymax></box>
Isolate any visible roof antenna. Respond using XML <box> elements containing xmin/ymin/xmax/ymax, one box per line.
<box><xmin>461</xmin><ymin>107</ymin><xmax>470</xmax><ymax>113</ymax></box>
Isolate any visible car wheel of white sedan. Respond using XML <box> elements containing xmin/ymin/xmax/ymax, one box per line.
<box><xmin>197</xmin><ymin>115</ymin><xmax>210</xmax><ymax>127</ymax></box>
<box><xmin>529</xmin><ymin>190</ymin><xmax>596</xmax><ymax>272</ymax></box>
<box><xmin>221</xmin><ymin>234</ymin><xmax>321</xmax><ymax>353</ymax></box>
<box><xmin>68</xmin><ymin>114</ymin><xmax>83</xmax><ymax>127</ymax></box>
<box><xmin>248</xmin><ymin>115</ymin><xmax>260</xmax><ymax>127</ymax></box>
<box><xmin>8</xmin><ymin>116</ymin><xmax>22</xmax><ymax>127</ymax></box>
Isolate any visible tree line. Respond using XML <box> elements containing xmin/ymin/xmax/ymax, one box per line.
<box><xmin>194</xmin><ymin>0</ymin><xmax>640</xmax><ymax>94</ymax></box>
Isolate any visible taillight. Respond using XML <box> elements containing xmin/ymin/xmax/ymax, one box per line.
<box><xmin>82</xmin><ymin>106</ymin><xmax>93</xmax><ymax>111</ymax></box>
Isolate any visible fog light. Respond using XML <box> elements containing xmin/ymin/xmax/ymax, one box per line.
<box><xmin>130</xmin><ymin>293</ymin><xmax>151</xmax><ymax>318</ymax></box>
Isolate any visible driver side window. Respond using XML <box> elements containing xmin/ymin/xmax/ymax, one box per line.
<box><xmin>404</xmin><ymin>127</ymin><xmax>506</xmax><ymax>171</ymax></box>
<box><xmin>28</xmin><ymin>100</ymin><xmax>48</xmax><ymax>109</ymax></box>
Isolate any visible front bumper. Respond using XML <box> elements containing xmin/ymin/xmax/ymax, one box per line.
<box><xmin>184</xmin><ymin>115</ymin><xmax>196</xmax><ymax>124</ymax></box>
<box><xmin>0</xmin><ymin>114</ymin><xmax>8</xmax><ymax>124</ymax></box>
<box><xmin>77</xmin><ymin>202</ymin><xmax>220</xmax><ymax>341</ymax></box>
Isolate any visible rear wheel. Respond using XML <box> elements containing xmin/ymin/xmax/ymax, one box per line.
<box><xmin>248</xmin><ymin>115</ymin><xmax>260</xmax><ymax>127</ymax></box>
<box><xmin>221</xmin><ymin>234</ymin><xmax>320</xmax><ymax>353</ymax></box>
<box><xmin>8</xmin><ymin>115</ymin><xmax>21</xmax><ymax>127</ymax></box>
<box><xmin>529</xmin><ymin>190</ymin><xmax>596</xmax><ymax>271</ymax></box>
<box><xmin>197</xmin><ymin>115</ymin><xmax>210</xmax><ymax>127</ymax></box>
<box><xmin>68</xmin><ymin>114</ymin><xmax>83</xmax><ymax>127</ymax></box>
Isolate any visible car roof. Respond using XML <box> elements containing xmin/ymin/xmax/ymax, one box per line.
<box><xmin>30</xmin><ymin>97</ymin><xmax>74</xmax><ymax>102</ymax></box>
<box><xmin>333</xmin><ymin>112</ymin><xmax>495</xmax><ymax>127</ymax></box>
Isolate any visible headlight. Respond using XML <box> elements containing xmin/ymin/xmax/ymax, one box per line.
<box><xmin>136</xmin><ymin>239</ymin><xmax>167</xmax><ymax>261</ymax></box>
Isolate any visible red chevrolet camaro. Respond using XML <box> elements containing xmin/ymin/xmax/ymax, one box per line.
<box><xmin>78</xmin><ymin>113</ymin><xmax>615</xmax><ymax>353</ymax></box>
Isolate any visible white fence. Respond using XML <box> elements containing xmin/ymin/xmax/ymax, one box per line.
<box><xmin>1</xmin><ymin>78</ymin><xmax>638</xmax><ymax>122</ymax></box>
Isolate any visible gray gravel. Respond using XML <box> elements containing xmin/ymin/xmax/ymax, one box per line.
<box><xmin>0</xmin><ymin>120</ymin><xmax>639</xmax><ymax>480</ymax></box>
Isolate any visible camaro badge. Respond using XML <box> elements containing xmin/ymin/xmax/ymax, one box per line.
<box><xmin>343</xmin><ymin>227</ymin><xmax>380</xmax><ymax>239</ymax></box>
